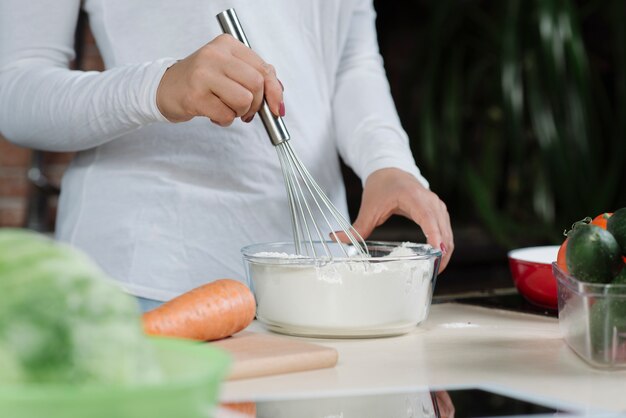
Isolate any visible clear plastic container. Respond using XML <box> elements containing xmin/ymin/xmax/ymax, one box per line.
<box><xmin>241</xmin><ymin>241</ymin><xmax>441</xmax><ymax>338</ymax></box>
<box><xmin>553</xmin><ymin>263</ymin><xmax>626</xmax><ymax>369</ymax></box>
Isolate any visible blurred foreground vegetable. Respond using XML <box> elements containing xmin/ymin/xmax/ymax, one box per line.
<box><xmin>0</xmin><ymin>229</ymin><xmax>163</xmax><ymax>385</ymax></box>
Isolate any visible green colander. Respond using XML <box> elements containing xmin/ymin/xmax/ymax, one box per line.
<box><xmin>0</xmin><ymin>337</ymin><xmax>231</xmax><ymax>418</ymax></box>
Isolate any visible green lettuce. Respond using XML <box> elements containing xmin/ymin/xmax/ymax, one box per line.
<box><xmin>0</xmin><ymin>229</ymin><xmax>163</xmax><ymax>385</ymax></box>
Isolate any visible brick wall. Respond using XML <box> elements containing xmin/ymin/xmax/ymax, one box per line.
<box><xmin>0</xmin><ymin>21</ymin><xmax>104</xmax><ymax>230</ymax></box>
<box><xmin>0</xmin><ymin>141</ymin><xmax>31</xmax><ymax>227</ymax></box>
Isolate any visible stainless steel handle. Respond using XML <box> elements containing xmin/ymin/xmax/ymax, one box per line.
<box><xmin>216</xmin><ymin>8</ymin><xmax>290</xmax><ymax>146</ymax></box>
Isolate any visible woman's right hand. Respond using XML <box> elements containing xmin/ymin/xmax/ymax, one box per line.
<box><xmin>156</xmin><ymin>34</ymin><xmax>284</xmax><ymax>126</ymax></box>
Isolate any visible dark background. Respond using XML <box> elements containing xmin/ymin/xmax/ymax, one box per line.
<box><xmin>360</xmin><ymin>0</ymin><xmax>626</xmax><ymax>295</ymax></box>
<box><xmin>1</xmin><ymin>0</ymin><xmax>624</xmax><ymax>298</ymax></box>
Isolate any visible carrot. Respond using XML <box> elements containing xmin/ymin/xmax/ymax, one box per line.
<box><xmin>221</xmin><ymin>402</ymin><xmax>257</xmax><ymax>417</ymax></box>
<box><xmin>142</xmin><ymin>279</ymin><xmax>256</xmax><ymax>341</ymax></box>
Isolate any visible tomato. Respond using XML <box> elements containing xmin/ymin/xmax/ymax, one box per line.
<box><xmin>556</xmin><ymin>237</ymin><xmax>569</xmax><ymax>273</ymax></box>
<box><xmin>590</xmin><ymin>212</ymin><xmax>613</xmax><ymax>229</ymax></box>
<box><xmin>589</xmin><ymin>212</ymin><xmax>626</xmax><ymax>264</ymax></box>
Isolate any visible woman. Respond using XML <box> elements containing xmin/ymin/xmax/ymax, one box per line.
<box><xmin>0</xmin><ymin>0</ymin><xmax>453</xmax><ymax>310</ymax></box>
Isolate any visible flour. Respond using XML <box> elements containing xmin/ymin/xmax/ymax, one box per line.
<box><xmin>387</xmin><ymin>241</ymin><xmax>419</xmax><ymax>257</ymax></box>
<box><xmin>249</xmin><ymin>242</ymin><xmax>437</xmax><ymax>336</ymax></box>
<box><xmin>252</xmin><ymin>251</ymin><xmax>307</xmax><ymax>259</ymax></box>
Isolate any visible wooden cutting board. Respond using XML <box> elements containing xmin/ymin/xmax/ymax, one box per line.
<box><xmin>210</xmin><ymin>331</ymin><xmax>338</xmax><ymax>380</ymax></box>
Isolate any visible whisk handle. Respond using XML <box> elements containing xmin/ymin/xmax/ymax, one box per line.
<box><xmin>216</xmin><ymin>8</ymin><xmax>290</xmax><ymax>146</ymax></box>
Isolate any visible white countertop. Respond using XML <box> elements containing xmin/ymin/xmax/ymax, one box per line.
<box><xmin>221</xmin><ymin>303</ymin><xmax>626</xmax><ymax>413</ymax></box>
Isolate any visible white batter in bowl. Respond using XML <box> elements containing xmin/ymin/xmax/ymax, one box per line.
<box><xmin>241</xmin><ymin>241</ymin><xmax>442</xmax><ymax>338</ymax></box>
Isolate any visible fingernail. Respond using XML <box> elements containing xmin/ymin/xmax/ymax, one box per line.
<box><xmin>278</xmin><ymin>79</ymin><xmax>284</xmax><ymax>91</ymax></box>
<box><xmin>243</xmin><ymin>115</ymin><xmax>254</xmax><ymax>123</ymax></box>
<box><xmin>440</xmin><ymin>243</ymin><xmax>447</xmax><ymax>255</ymax></box>
<box><xmin>279</xmin><ymin>102</ymin><xmax>285</xmax><ymax>117</ymax></box>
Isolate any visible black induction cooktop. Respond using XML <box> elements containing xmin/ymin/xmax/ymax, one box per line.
<box><xmin>219</xmin><ymin>386</ymin><xmax>590</xmax><ymax>418</ymax></box>
<box><xmin>441</xmin><ymin>292</ymin><xmax>558</xmax><ymax>318</ymax></box>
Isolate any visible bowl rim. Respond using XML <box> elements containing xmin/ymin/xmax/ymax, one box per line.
<box><xmin>552</xmin><ymin>262</ymin><xmax>626</xmax><ymax>295</ymax></box>
<box><xmin>241</xmin><ymin>240</ymin><xmax>441</xmax><ymax>263</ymax></box>
<box><xmin>507</xmin><ymin>245</ymin><xmax>560</xmax><ymax>264</ymax></box>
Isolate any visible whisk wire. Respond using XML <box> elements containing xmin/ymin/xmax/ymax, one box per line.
<box><xmin>283</xmin><ymin>144</ymin><xmax>348</xmax><ymax>258</ymax></box>
<box><xmin>277</xmin><ymin>147</ymin><xmax>303</xmax><ymax>255</ymax></box>
<box><xmin>292</xmin><ymin>148</ymin><xmax>369</xmax><ymax>257</ymax></box>
<box><xmin>281</xmin><ymin>146</ymin><xmax>321</xmax><ymax>258</ymax></box>
<box><xmin>283</xmin><ymin>143</ymin><xmax>368</xmax><ymax>258</ymax></box>
<box><xmin>216</xmin><ymin>8</ymin><xmax>369</xmax><ymax>260</ymax></box>
<box><xmin>278</xmin><ymin>143</ymin><xmax>330</xmax><ymax>258</ymax></box>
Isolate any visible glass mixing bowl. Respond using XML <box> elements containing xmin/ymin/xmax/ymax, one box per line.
<box><xmin>241</xmin><ymin>241</ymin><xmax>442</xmax><ymax>338</ymax></box>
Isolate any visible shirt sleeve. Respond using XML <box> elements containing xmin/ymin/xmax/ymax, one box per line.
<box><xmin>0</xmin><ymin>0</ymin><xmax>177</xmax><ymax>152</ymax></box>
<box><xmin>332</xmin><ymin>0</ymin><xmax>429</xmax><ymax>188</ymax></box>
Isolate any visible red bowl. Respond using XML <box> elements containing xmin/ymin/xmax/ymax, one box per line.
<box><xmin>508</xmin><ymin>246</ymin><xmax>560</xmax><ymax>309</ymax></box>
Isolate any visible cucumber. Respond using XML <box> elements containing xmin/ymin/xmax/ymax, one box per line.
<box><xmin>591</xmin><ymin>269</ymin><xmax>626</xmax><ymax>354</ymax></box>
<box><xmin>590</xmin><ymin>298</ymin><xmax>626</xmax><ymax>353</ymax></box>
<box><xmin>566</xmin><ymin>224</ymin><xmax>622</xmax><ymax>284</ymax></box>
<box><xmin>607</xmin><ymin>207</ymin><xmax>626</xmax><ymax>256</ymax></box>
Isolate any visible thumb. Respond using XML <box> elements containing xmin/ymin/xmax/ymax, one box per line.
<box><xmin>330</xmin><ymin>207</ymin><xmax>378</xmax><ymax>244</ymax></box>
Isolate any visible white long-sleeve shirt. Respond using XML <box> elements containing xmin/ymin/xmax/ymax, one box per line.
<box><xmin>0</xmin><ymin>0</ymin><xmax>428</xmax><ymax>301</ymax></box>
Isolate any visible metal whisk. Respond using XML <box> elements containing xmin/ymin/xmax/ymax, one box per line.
<box><xmin>217</xmin><ymin>9</ymin><xmax>369</xmax><ymax>259</ymax></box>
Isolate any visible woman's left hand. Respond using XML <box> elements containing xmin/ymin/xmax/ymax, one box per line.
<box><xmin>334</xmin><ymin>168</ymin><xmax>454</xmax><ymax>272</ymax></box>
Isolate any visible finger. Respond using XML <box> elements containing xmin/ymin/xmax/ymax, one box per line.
<box><xmin>209</xmin><ymin>76</ymin><xmax>254</xmax><ymax>117</ymax></box>
<box><xmin>331</xmin><ymin>201</ymin><xmax>381</xmax><ymax>245</ymax></box>
<box><xmin>222</xmin><ymin>56</ymin><xmax>264</xmax><ymax>120</ymax></box>
<box><xmin>197</xmin><ymin>95</ymin><xmax>237</xmax><ymax>126</ymax></box>
<box><xmin>436</xmin><ymin>202</ymin><xmax>454</xmax><ymax>272</ymax></box>
<box><xmin>409</xmin><ymin>205</ymin><xmax>444</xmax><ymax>262</ymax></box>
<box><xmin>434</xmin><ymin>391</ymin><xmax>455</xmax><ymax>418</ymax></box>
<box><xmin>260</xmin><ymin>62</ymin><xmax>284</xmax><ymax>117</ymax></box>
<box><xmin>228</xmin><ymin>41</ymin><xmax>284</xmax><ymax>116</ymax></box>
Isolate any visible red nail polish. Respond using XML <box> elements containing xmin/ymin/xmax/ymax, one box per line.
<box><xmin>440</xmin><ymin>243</ymin><xmax>447</xmax><ymax>255</ymax></box>
<box><xmin>243</xmin><ymin>115</ymin><xmax>254</xmax><ymax>123</ymax></box>
<box><xmin>279</xmin><ymin>102</ymin><xmax>285</xmax><ymax>117</ymax></box>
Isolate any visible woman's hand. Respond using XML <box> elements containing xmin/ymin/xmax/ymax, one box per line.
<box><xmin>156</xmin><ymin>34</ymin><xmax>284</xmax><ymax>125</ymax></box>
<box><xmin>433</xmin><ymin>391</ymin><xmax>455</xmax><ymax>418</ymax></box>
<box><xmin>335</xmin><ymin>168</ymin><xmax>454</xmax><ymax>272</ymax></box>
